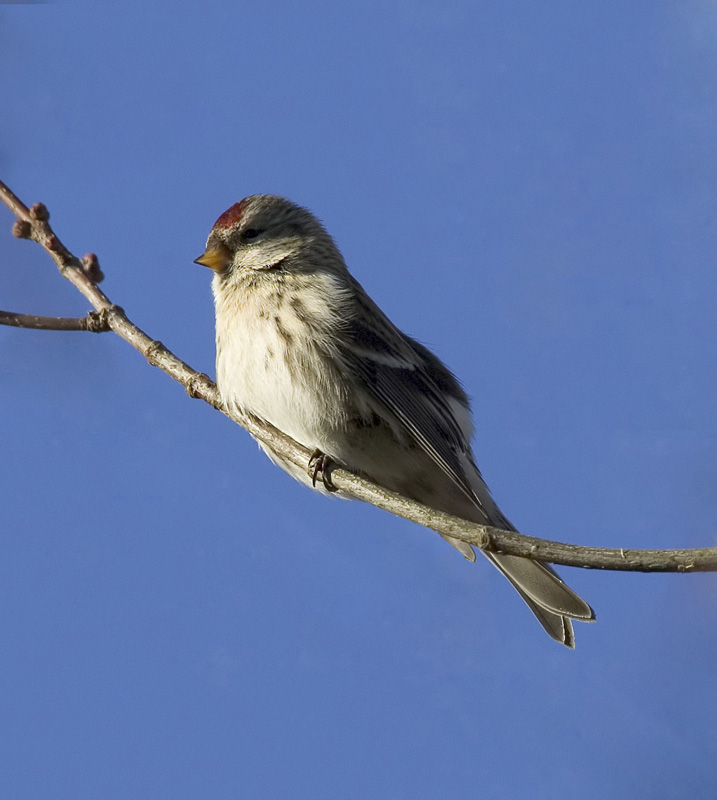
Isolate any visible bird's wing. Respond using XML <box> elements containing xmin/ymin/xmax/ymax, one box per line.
<box><xmin>337</xmin><ymin>286</ymin><xmax>486</xmax><ymax>513</ymax></box>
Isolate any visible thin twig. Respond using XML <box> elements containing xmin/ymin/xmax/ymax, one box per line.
<box><xmin>0</xmin><ymin>309</ymin><xmax>110</xmax><ymax>332</ymax></box>
<box><xmin>1</xmin><ymin>176</ymin><xmax>716</xmax><ymax>572</ymax></box>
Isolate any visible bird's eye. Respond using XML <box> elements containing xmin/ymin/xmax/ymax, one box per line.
<box><xmin>242</xmin><ymin>228</ymin><xmax>261</xmax><ymax>241</ymax></box>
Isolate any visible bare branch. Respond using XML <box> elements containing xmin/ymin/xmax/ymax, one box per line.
<box><xmin>1</xmin><ymin>177</ymin><xmax>715</xmax><ymax>573</ymax></box>
<box><xmin>0</xmin><ymin>309</ymin><xmax>110</xmax><ymax>332</ymax></box>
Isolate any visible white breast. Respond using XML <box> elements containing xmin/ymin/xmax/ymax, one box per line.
<box><xmin>212</xmin><ymin>272</ymin><xmax>350</xmax><ymax>453</ymax></box>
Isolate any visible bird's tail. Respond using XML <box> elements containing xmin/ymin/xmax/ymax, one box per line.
<box><xmin>439</xmin><ymin>532</ymin><xmax>594</xmax><ymax>647</ymax></box>
<box><xmin>481</xmin><ymin>551</ymin><xmax>595</xmax><ymax>648</ymax></box>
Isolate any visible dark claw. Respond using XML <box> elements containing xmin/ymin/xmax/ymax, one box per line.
<box><xmin>308</xmin><ymin>449</ymin><xmax>337</xmax><ymax>492</ymax></box>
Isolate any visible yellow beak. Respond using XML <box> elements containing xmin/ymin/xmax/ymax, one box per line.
<box><xmin>193</xmin><ymin>244</ymin><xmax>231</xmax><ymax>272</ymax></box>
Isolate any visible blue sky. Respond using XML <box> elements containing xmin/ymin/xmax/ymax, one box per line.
<box><xmin>1</xmin><ymin>2</ymin><xmax>716</xmax><ymax>798</ymax></box>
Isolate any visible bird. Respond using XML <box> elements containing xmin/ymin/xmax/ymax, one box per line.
<box><xmin>195</xmin><ymin>194</ymin><xmax>595</xmax><ymax>646</ymax></box>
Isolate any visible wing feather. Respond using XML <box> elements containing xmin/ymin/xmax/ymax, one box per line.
<box><xmin>338</xmin><ymin>288</ymin><xmax>486</xmax><ymax>513</ymax></box>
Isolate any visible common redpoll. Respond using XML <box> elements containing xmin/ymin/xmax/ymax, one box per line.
<box><xmin>195</xmin><ymin>195</ymin><xmax>594</xmax><ymax>646</ymax></box>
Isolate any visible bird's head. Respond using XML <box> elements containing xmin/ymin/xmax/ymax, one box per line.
<box><xmin>195</xmin><ymin>195</ymin><xmax>344</xmax><ymax>280</ymax></box>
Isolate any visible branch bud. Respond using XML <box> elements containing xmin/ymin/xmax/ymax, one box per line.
<box><xmin>29</xmin><ymin>203</ymin><xmax>49</xmax><ymax>221</ymax></box>
<box><xmin>12</xmin><ymin>220</ymin><xmax>32</xmax><ymax>239</ymax></box>
<box><xmin>82</xmin><ymin>252</ymin><xmax>105</xmax><ymax>283</ymax></box>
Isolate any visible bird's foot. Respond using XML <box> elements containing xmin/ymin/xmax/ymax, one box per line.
<box><xmin>308</xmin><ymin>450</ymin><xmax>337</xmax><ymax>492</ymax></box>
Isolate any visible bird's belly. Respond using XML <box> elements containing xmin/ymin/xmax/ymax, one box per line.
<box><xmin>215</xmin><ymin>314</ymin><xmax>344</xmax><ymax>453</ymax></box>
